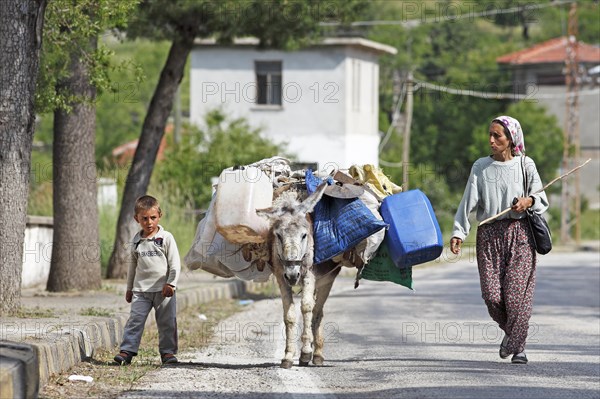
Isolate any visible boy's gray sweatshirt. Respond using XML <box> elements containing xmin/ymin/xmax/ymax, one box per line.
<box><xmin>127</xmin><ymin>225</ymin><xmax>181</xmax><ymax>292</ymax></box>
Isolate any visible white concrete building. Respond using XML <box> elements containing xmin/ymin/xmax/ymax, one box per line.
<box><xmin>189</xmin><ymin>37</ymin><xmax>397</xmax><ymax>172</ymax></box>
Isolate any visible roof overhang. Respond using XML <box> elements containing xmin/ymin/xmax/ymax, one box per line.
<box><xmin>193</xmin><ymin>37</ymin><xmax>397</xmax><ymax>56</ymax></box>
<box><xmin>497</xmin><ymin>36</ymin><xmax>600</xmax><ymax>65</ymax></box>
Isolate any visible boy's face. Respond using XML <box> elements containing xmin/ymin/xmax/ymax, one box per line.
<box><xmin>134</xmin><ymin>207</ymin><xmax>161</xmax><ymax>237</ymax></box>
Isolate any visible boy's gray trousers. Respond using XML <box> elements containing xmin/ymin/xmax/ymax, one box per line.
<box><xmin>120</xmin><ymin>291</ymin><xmax>178</xmax><ymax>356</ymax></box>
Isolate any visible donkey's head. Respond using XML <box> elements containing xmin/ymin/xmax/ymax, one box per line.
<box><xmin>257</xmin><ymin>181</ymin><xmax>327</xmax><ymax>286</ymax></box>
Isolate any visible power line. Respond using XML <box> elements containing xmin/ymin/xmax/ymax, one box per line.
<box><xmin>378</xmin><ymin>77</ymin><xmax>599</xmax><ymax>168</ymax></box>
<box><xmin>379</xmin><ymin>75</ymin><xmax>407</xmax><ymax>153</ymax></box>
<box><xmin>414</xmin><ymin>79</ymin><xmax>599</xmax><ymax>100</ymax></box>
<box><xmin>322</xmin><ymin>0</ymin><xmax>571</xmax><ymax>28</ymax></box>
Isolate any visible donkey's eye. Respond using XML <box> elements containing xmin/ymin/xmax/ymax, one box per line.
<box><xmin>301</xmin><ymin>233</ymin><xmax>307</xmax><ymax>240</ymax></box>
<box><xmin>276</xmin><ymin>233</ymin><xmax>283</xmax><ymax>242</ymax></box>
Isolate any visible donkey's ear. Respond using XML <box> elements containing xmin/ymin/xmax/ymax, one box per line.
<box><xmin>257</xmin><ymin>206</ymin><xmax>286</xmax><ymax>221</ymax></box>
<box><xmin>298</xmin><ymin>180</ymin><xmax>327</xmax><ymax>215</ymax></box>
<box><xmin>256</xmin><ymin>207</ymin><xmax>276</xmax><ymax>221</ymax></box>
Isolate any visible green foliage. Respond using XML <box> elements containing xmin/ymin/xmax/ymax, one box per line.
<box><xmin>580</xmin><ymin>209</ymin><xmax>600</xmax><ymax>241</ymax></box>
<box><xmin>154</xmin><ymin>109</ymin><xmax>285</xmax><ymax>209</ymax></box>
<box><xmin>547</xmin><ymin>203</ymin><xmax>600</xmax><ymax>244</ymax></box>
<box><xmin>27</xmin><ymin>181</ymin><xmax>53</xmax><ymax>217</ymax></box>
<box><xmin>535</xmin><ymin>2</ymin><xmax>600</xmax><ymax>44</ymax></box>
<box><xmin>95</xmin><ymin>39</ymin><xmax>173</xmax><ymax>165</ymax></box>
<box><xmin>79</xmin><ymin>307</ymin><xmax>113</xmax><ymax>317</ymax></box>
<box><xmin>371</xmin><ymin>1</ymin><xmax>567</xmax><ymax>195</ymax></box>
<box><xmin>126</xmin><ymin>0</ymin><xmax>370</xmax><ymax>48</ymax></box>
<box><xmin>36</xmin><ymin>0</ymin><xmax>140</xmax><ymax>113</ymax></box>
<box><xmin>32</xmin><ymin>0</ymin><xmax>143</xmax><ymax>194</ymax></box>
<box><xmin>34</xmin><ymin>37</ymin><xmax>176</xmax><ymax>168</ymax></box>
<box><xmin>15</xmin><ymin>307</ymin><xmax>55</xmax><ymax>319</ymax></box>
<box><xmin>28</xmin><ymin>142</ymin><xmax>53</xmax><ymax>216</ymax></box>
<box><xmin>99</xmin><ymin>205</ymin><xmax>118</xmax><ymax>274</ymax></box>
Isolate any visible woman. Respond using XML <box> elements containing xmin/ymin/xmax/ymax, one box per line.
<box><xmin>450</xmin><ymin>116</ymin><xmax>549</xmax><ymax>364</ymax></box>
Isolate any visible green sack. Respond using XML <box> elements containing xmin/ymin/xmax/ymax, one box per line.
<box><xmin>361</xmin><ymin>240</ymin><xmax>413</xmax><ymax>290</ymax></box>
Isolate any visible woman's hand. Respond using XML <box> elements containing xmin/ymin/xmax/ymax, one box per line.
<box><xmin>450</xmin><ymin>237</ymin><xmax>462</xmax><ymax>255</ymax></box>
<box><xmin>511</xmin><ymin>196</ymin><xmax>534</xmax><ymax>213</ymax></box>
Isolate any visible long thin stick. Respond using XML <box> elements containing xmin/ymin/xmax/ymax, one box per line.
<box><xmin>479</xmin><ymin>158</ymin><xmax>591</xmax><ymax>226</ymax></box>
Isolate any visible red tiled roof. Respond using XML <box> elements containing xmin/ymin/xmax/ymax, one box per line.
<box><xmin>497</xmin><ymin>37</ymin><xmax>600</xmax><ymax>65</ymax></box>
<box><xmin>111</xmin><ymin>125</ymin><xmax>172</xmax><ymax>166</ymax></box>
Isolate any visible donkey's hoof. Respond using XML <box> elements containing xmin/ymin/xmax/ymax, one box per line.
<box><xmin>280</xmin><ymin>359</ymin><xmax>293</xmax><ymax>369</ymax></box>
<box><xmin>312</xmin><ymin>355</ymin><xmax>324</xmax><ymax>366</ymax></box>
<box><xmin>299</xmin><ymin>352</ymin><xmax>312</xmax><ymax>365</ymax></box>
<box><xmin>299</xmin><ymin>360</ymin><xmax>310</xmax><ymax>367</ymax></box>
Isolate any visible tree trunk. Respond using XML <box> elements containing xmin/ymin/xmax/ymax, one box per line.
<box><xmin>46</xmin><ymin>36</ymin><xmax>101</xmax><ymax>292</ymax></box>
<box><xmin>106</xmin><ymin>33</ymin><xmax>197</xmax><ymax>278</ymax></box>
<box><xmin>0</xmin><ymin>0</ymin><xmax>47</xmax><ymax>315</ymax></box>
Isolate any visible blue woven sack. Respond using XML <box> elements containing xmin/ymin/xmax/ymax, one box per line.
<box><xmin>306</xmin><ymin>170</ymin><xmax>388</xmax><ymax>264</ymax></box>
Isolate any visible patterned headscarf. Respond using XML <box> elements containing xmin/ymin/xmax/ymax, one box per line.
<box><xmin>492</xmin><ymin>115</ymin><xmax>525</xmax><ymax>155</ymax></box>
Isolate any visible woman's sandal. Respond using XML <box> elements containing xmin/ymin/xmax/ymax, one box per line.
<box><xmin>511</xmin><ymin>352</ymin><xmax>528</xmax><ymax>364</ymax></box>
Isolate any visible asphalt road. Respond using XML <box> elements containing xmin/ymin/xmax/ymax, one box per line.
<box><xmin>120</xmin><ymin>251</ymin><xmax>600</xmax><ymax>399</ymax></box>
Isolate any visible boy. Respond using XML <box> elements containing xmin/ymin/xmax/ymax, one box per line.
<box><xmin>114</xmin><ymin>195</ymin><xmax>181</xmax><ymax>365</ymax></box>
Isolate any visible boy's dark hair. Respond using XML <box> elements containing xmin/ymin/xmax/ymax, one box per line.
<box><xmin>134</xmin><ymin>195</ymin><xmax>162</xmax><ymax>216</ymax></box>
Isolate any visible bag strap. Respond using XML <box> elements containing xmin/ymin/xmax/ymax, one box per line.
<box><xmin>520</xmin><ymin>155</ymin><xmax>529</xmax><ymax>197</ymax></box>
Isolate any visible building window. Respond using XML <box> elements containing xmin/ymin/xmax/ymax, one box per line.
<box><xmin>256</xmin><ymin>61</ymin><xmax>282</xmax><ymax>105</ymax></box>
<box><xmin>537</xmin><ymin>73</ymin><xmax>565</xmax><ymax>85</ymax></box>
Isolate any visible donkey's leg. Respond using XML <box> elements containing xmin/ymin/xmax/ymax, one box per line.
<box><xmin>312</xmin><ymin>265</ymin><xmax>341</xmax><ymax>366</ymax></box>
<box><xmin>299</xmin><ymin>271</ymin><xmax>316</xmax><ymax>366</ymax></box>
<box><xmin>275</xmin><ymin>272</ymin><xmax>296</xmax><ymax>369</ymax></box>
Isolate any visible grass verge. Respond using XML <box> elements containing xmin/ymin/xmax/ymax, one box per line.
<box><xmin>39</xmin><ymin>298</ymin><xmax>244</xmax><ymax>399</ymax></box>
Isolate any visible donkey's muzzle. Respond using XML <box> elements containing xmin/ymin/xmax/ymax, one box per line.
<box><xmin>282</xmin><ymin>261</ymin><xmax>303</xmax><ymax>286</ymax></box>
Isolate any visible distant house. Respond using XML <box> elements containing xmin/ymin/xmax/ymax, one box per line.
<box><xmin>497</xmin><ymin>37</ymin><xmax>600</xmax><ymax>209</ymax></box>
<box><xmin>189</xmin><ymin>37</ymin><xmax>397</xmax><ymax>172</ymax></box>
<box><xmin>111</xmin><ymin>124</ymin><xmax>171</xmax><ymax>166</ymax></box>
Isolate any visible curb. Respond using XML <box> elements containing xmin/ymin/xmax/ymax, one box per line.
<box><xmin>1</xmin><ymin>278</ymin><xmax>256</xmax><ymax>399</ymax></box>
<box><xmin>0</xmin><ymin>342</ymin><xmax>39</xmax><ymax>399</ymax></box>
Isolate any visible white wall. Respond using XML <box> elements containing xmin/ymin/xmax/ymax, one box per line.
<box><xmin>22</xmin><ymin>216</ymin><xmax>53</xmax><ymax>288</ymax></box>
<box><xmin>97</xmin><ymin>177</ymin><xmax>117</xmax><ymax>207</ymax></box>
<box><xmin>190</xmin><ymin>45</ymin><xmax>382</xmax><ymax>171</ymax></box>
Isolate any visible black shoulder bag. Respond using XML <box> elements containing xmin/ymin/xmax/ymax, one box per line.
<box><xmin>520</xmin><ymin>156</ymin><xmax>552</xmax><ymax>255</ymax></box>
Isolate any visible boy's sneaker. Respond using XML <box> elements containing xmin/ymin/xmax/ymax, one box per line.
<box><xmin>114</xmin><ymin>351</ymin><xmax>133</xmax><ymax>365</ymax></box>
<box><xmin>499</xmin><ymin>335</ymin><xmax>510</xmax><ymax>359</ymax></box>
<box><xmin>161</xmin><ymin>353</ymin><xmax>178</xmax><ymax>365</ymax></box>
<box><xmin>511</xmin><ymin>352</ymin><xmax>528</xmax><ymax>364</ymax></box>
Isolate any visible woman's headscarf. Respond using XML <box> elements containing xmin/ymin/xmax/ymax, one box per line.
<box><xmin>492</xmin><ymin>115</ymin><xmax>525</xmax><ymax>155</ymax></box>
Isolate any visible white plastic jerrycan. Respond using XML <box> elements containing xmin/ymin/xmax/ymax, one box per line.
<box><xmin>214</xmin><ymin>166</ymin><xmax>273</xmax><ymax>244</ymax></box>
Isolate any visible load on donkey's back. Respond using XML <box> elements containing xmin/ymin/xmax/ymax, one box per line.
<box><xmin>184</xmin><ymin>156</ymin><xmax>443</xmax><ymax>368</ymax></box>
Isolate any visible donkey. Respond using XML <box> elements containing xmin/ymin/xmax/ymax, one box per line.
<box><xmin>257</xmin><ymin>181</ymin><xmax>341</xmax><ymax>369</ymax></box>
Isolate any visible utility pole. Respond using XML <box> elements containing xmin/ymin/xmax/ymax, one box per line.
<box><xmin>391</xmin><ymin>69</ymin><xmax>402</xmax><ymax>131</ymax></box>
<box><xmin>561</xmin><ymin>2</ymin><xmax>580</xmax><ymax>244</ymax></box>
<box><xmin>402</xmin><ymin>71</ymin><xmax>413</xmax><ymax>191</ymax></box>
